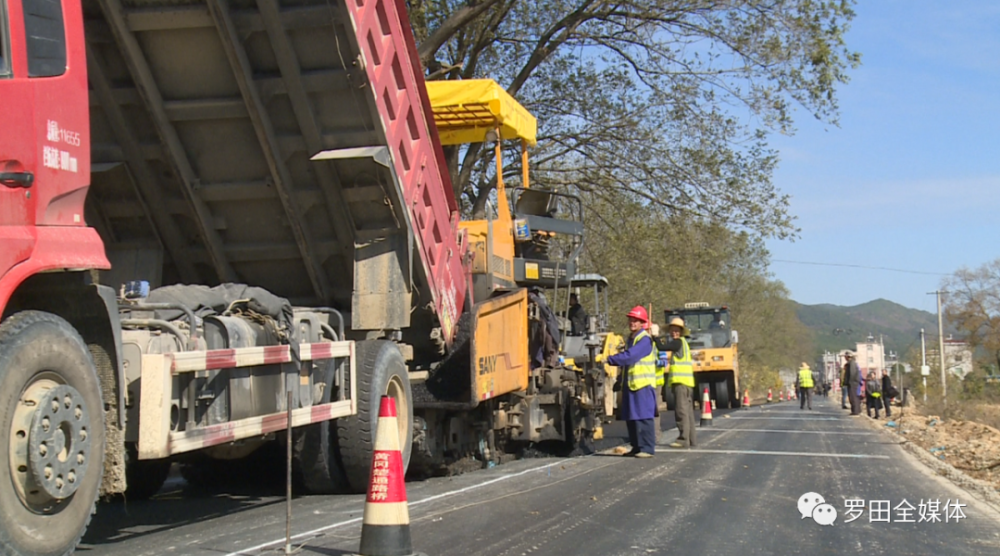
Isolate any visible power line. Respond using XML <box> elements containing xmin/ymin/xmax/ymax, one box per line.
<box><xmin>771</xmin><ymin>259</ymin><xmax>949</xmax><ymax>276</ymax></box>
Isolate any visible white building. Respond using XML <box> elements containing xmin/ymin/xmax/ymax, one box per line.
<box><xmin>855</xmin><ymin>335</ymin><xmax>886</xmax><ymax>376</ymax></box>
<box><xmin>944</xmin><ymin>337</ymin><xmax>973</xmax><ymax>380</ymax></box>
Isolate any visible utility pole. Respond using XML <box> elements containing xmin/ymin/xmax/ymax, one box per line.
<box><xmin>879</xmin><ymin>334</ymin><xmax>886</xmax><ymax>376</ymax></box>
<box><xmin>932</xmin><ymin>290</ymin><xmax>948</xmax><ymax>405</ymax></box>
<box><xmin>921</xmin><ymin>328</ymin><xmax>927</xmax><ymax>403</ymax></box>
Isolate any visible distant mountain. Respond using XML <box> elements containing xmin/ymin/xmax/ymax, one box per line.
<box><xmin>794</xmin><ymin>299</ymin><xmax>959</xmax><ymax>357</ymax></box>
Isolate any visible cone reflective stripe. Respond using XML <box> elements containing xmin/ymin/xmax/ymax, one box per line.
<box><xmin>742</xmin><ymin>389</ymin><xmax>750</xmax><ymax>409</ymax></box>
<box><xmin>359</xmin><ymin>396</ymin><xmax>421</xmax><ymax>556</ymax></box>
<box><xmin>767</xmin><ymin>389</ymin><xmax>773</xmax><ymax>403</ymax></box>
<box><xmin>700</xmin><ymin>388</ymin><xmax>713</xmax><ymax>426</ymax></box>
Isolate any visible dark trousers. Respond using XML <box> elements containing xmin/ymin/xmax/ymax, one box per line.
<box><xmin>882</xmin><ymin>396</ymin><xmax>892</xmax><ymax>417</ymax></box>
<box><xmin>799</xmin><ymin>387</ymin><xmax>813</xmax><ymax>409</ymax></box>
<box><xmin>867</xmin><ymin>395</ymin><xmax>881</xmax><ymax>417</ymax></box>
<box><xmin>626</xmin><ymin>418</ymin><xmax>656</xmax><ymax>454</ymax></box>
<box><xmin>672</xmin><ymin>384</ymin><xmax>697</xmax><ymax>447</ymax></box>
<box><xmin>848</xmin><ymin>387</ymin><xmax>861</xmax><ymax>415</ymax></box>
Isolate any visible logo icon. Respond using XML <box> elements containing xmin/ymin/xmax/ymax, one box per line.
<box><xmin>799</xmin><ymin>492</ymin><xmax>838</xmax><ymax>526</ymax></box>
<box><xmin>813</xmin><ymin>503</ymin><xmax>838</xmax><ymax>526</ymax></box>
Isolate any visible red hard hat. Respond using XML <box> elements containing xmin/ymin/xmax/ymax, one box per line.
<box><xmin>627</xmin><ymin>306</ymin><xmax>649</xmax><ymax>323</ymax></box>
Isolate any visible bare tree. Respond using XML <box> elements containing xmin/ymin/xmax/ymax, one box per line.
<box><xmin>943</xmin><ymin>258</ymin><xmax>1000</xmax><ymax>372</ymax></box>
<box><xmin>410</xmin><ymin>0</ymin><xmax>861</xmax><ymax>240</ymax></box>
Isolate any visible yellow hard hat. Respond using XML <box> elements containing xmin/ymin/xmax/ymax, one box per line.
<box><xmin>667</xmin><ymin>317</ymin><xmax>690</xmax><ymax>336</ymax></box>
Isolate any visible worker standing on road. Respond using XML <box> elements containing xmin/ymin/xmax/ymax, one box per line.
<box><xmin>796</xmin><ymin>362</ymin><xmax>814</xmax><ymax>410</ymax></box>
<box><xmin>841</xmin><ymin>357</ymin><xmax>850</xmax><ymax>409</ymax></box>
<box><xmin>844</xmin><ymin>352</ymin><xmax>863</xmax><ymax>416</ymax></box>
<box><xmin>865</xmin><ymin>371</ymin><xmax>883</xmax><ymax>419</ymax></box>
<box><xmin>609</xmin><ymin>306</ymin><xmax>657</xmax><ymax>458</ymax></box>
<box><xmin>662</xmin><ymin>317</ymin><xmax>697</xmax><ymax>449</ymax></box>
<box><xmin>881</xmin><ymin>369</ymin><xmax>895</xmax><ymax>418</ymax></box>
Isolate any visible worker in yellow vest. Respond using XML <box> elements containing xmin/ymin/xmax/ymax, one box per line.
<box><xmin>662</xmin><ymin>317</ymin><xmax>696</xmax><ymax>449</ymax></box>
<box><xmin>796</xmin><ymin>362</ymin><xmax>815</xmax><ymax>410</ymax></box>
<box><xmin>608</xmin><ymin>306</ymin><xmax>658</xmax><ymax>458</ymax></box>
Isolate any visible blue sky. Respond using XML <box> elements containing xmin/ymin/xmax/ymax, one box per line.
<box><xmin>765</xmin><ymin>1</ymin><xmax>1000</xmax><ymax>314</ymax></box>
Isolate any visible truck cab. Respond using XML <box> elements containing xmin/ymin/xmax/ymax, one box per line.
<box><xmin>0</xmin><ymin>0</ymin><xmax>109</xmax><ymax>299</ymax></box>
<box><xmin>663</xmin><ymin>302</ymin><xmax>741</xmax><ymax>409</ymax></box>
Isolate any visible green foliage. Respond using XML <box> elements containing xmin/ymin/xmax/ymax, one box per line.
<box><xmin>796</xmin><ymin>299</ymin><xmax>956</xmax><ymax>354</ymax></box>
<box><xmin>578</xmin><ymin>195</ymin><xmax>813</xmax><ymax>385</ymax></box>
<box><xmin>411</xmin><ymin>0</ymin><xmax>861</xmax><ymax>241</ymax></box>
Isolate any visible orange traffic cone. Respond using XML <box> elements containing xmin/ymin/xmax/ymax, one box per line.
<box><xmin>358</xmin><ymin>396</ymin><xmax>423</xmax><ymax>556</ymax></box>
<box><xmin>700</xmin><ymin>388</ymin><xmax>713</xmax><ymax>426</ymax></box>
<box><xmin>767</xmin><ymin>388</ymin><xmax>773</xmax><ymax>403</ymax></box>
<box><xmin>778</xmin><ymin>390</ymin><xmax>784</xmax><ymax>402</ymax></box>
<box><xmin>742</xmin><ymin>389</ymin><xmax>750</xmax><ymax>409</ymax></box>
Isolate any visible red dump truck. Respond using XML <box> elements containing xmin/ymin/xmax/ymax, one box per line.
<box><xmin>0</xmin><ymin>0</ymin><xmax>610</xmax><ymax>554</ymax></box>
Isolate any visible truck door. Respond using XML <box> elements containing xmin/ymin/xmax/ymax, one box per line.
<box><xmin>1</xmin><ymin>0</ymin><xmax>84</xmax><ymax>282</ymax></box>
<box><xmin>0</xmin><ymin>0</ymin><xmax>38</xmax><ymax>279</ymax></box>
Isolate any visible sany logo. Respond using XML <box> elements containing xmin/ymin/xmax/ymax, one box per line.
<box><xmin>478</xmin><ymin>355</ymin><xmax>498</xmax><ymax>376</ymax></box>
<box><xmin>799</xmin><ymin>492</ymin><xmax>838</xmax><ymax>526</ymax></box>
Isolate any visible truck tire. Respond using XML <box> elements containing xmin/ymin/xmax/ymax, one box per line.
<box><xmin>563</xmin><ymin>402</ymin><xmax>595</xmax><ymax>457</ymax></box>
<box><xmin>295</xmin><ymin>358</ymin><xmax>349</xmax><ymax>494</ymax></box>
<box><xmin>730</xmin><ymin>377</ymin><xmax>742</xmax><ymax>408</ymax></box>
<box><xmin>124</xmin><ymin>443</ymin><xmax>171</xmax><ymax>500</ymax></box>
<box><xmin>714</xmin><ymin>381</ymin><xmax>730</xmax><ymax>409</ymax></box>
<box><xmin>334</xmin><ymin>340</ymin><xmax>413</xmax><ymax>493</ymax></box>
<box><xmin>0</xmin><ymin>311</ymin><xmax>105</xmax><ymax>556</ymax></box>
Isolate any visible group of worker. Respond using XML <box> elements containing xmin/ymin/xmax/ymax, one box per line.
<box><xmin>606</xmin><ymin>306</ymin><xmax>697</xmax><ymax>457</ymax></box>
<box><xmin>840</xmin><ymin>351</ymin><xmax>897</xmax><ymax>418</ymax></box>
<box><xmin>792</xmin><ymin>354</ymin><xmax>897</xmax><ymax>418</ymax></box>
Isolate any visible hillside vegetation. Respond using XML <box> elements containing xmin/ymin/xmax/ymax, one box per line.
<box><xmin>795</xmin><ymin>299</ymin><xmax>958</xmax><ymax>355</ymax></box>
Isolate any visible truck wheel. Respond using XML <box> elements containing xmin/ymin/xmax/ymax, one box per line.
<box><xmin>124</xmin><ymin>443</ymin><xmax>171</xmax><ymax>500</ymax></box>
<box><xmin>0</xmin><ymin>311</ymin><xmax>105</xmax><ymax>556</ymax></box>
<box><xmin>714</xmin><ymin>381</ymin><xmax>730</xmax><ymax>409</ymax></box>
<box><xmin>730</xmin><ymin>378</ymin><xmax>741</xmax><ymax>408</ymax></box>
<box><xmin>562</xmin><ymin>403</ymin><xmax>595</xmax><ymax>456</ymax></box>
<box><xmin>295</xmin><ymin>358</ymin><xmax>349</xmax><ymax>494</ymax></box>
<box><xmin>334</xmin><ymin>341</ymin><xmax>413</xmax><ymax>493</ymax></box>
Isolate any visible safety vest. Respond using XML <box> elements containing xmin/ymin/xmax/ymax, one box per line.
<box><xmin>667</xmin><ymin>337</ymin><xmax>694</xmax><ymax>387</ymax></box>
<box><xmin>626</xmin><ymin>330</ymin><xmax>657</xmax><ymax>391</ymax></box>
<box><xmin>798</xmin><ymin>367</ymin><xmax>814</xmax><ymax>389</ymax></box>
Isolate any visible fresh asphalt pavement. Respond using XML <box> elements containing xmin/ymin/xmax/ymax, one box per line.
<box><xmin>81</xmin><ymin>396</ymin><xmax>1000</xmax><ymax>555</ymax></box>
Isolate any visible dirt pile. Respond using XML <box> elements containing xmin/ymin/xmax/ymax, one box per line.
<box><xmin>892</xmin><ymin>412</ymin><xmax>1000</xmax><ymax>489</ymax></box>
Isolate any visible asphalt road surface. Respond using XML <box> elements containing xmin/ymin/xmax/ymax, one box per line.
<box><xmin>80</xmin><ymin>397</ymin><xmax>1000</xmax><ymax>555</ymax></box>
